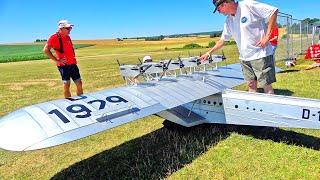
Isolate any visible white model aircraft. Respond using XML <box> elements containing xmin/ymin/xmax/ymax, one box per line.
<box><xmin>119</xmin><ymin>53</ymin><xmax>226</xmax><ymax>84</ymax></box>
<box><xmin>0</xmin><ymin>53</ymin><xmax>320</xmax><ymax>152</ymax></box>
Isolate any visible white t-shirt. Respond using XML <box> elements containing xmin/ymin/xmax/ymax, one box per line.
<box><xmin>221</xmin><ymin>0</ymin><xmax>278</xmax><ymax>61</ymax></box>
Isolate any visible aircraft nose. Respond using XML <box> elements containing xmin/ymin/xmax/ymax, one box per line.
<box><xmin>0</xmin><ymin>109</ymin><xmax>46</xmax><ymax>151</ymax></box>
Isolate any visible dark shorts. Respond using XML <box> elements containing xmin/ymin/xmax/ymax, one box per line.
<box><xmin>57</xmin><ymin>64</ymin><xmax>82</xmax><ymax>83</ymax></box>
<box><xmin>240</xmin><ymin>55</ymin><xmax>276</xmax><ymax>86</ymax></box>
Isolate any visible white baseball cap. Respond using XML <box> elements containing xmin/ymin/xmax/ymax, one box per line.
<box><xmin>143</xmin><ymin>56</ymin><xmax>152</xmax><ymax>62</ymax></box>
<box><xmin>58</xmin><ymin>20</ymin><xmax>74</xmax><ymax>29</ymax></box>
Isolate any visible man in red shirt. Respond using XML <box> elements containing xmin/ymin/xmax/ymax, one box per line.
<box><xmin>43</xmin><ymin>20</ymin><xmax>83</xmax><ymax>98</ymax></box>
<box><xmin>269</xmin><ymin>26</ymin><xmax>279</xmax><ymax>59</ymax></box>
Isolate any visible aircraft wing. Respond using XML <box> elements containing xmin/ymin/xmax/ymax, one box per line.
<box><xmin>0</xmin><ymin>63</ymin><xmax>245</xmax><ymax>151</ymax></box>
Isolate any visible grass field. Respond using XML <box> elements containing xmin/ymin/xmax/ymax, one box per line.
<box><xmin>0</xmin><ymin>37</ymin><xmax>320</xmax><ymax>179</ymax></box>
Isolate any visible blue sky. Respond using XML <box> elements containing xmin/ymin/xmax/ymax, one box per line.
<box><xmin>0</xmin><ymin>0</ymin><xmax>319</xmax><ymax>44</ymax></box>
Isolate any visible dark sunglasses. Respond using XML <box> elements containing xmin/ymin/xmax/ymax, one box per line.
<box><xmin>64</xmin><ymin>27</ymin><xmax>72</xmax><ymax>30</ymax></box>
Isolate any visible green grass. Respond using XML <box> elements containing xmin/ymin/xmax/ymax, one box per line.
<box><xmin>0</xmin><ymin>38</ymin><xmax>320</xmax><ymax>179</ymax></box>
<box><xmin>0</xmin><ymin>44</ymin><xmax>95</xmax><ymax>63</ymax></box>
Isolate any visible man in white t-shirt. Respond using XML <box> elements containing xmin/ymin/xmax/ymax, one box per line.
<box><xmin>200</xmin><ymin>0</ymin><xmax>278</xmax><ymax>94</ymax></box>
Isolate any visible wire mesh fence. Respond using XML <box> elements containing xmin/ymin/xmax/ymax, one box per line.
<box><xmin>275</xmin><ymin>12</ymin><xmax>313</xmax><ymax>61</ymax></box>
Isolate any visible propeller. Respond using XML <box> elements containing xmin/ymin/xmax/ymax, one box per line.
<box><xmin>162</xmin><ymin>59</ymin><xmax>172</xmax><ymax>71</ymax></box>
<box><xmin>116</xmin><ymin>59</ymin><xmax>121</xmax><ymax>66</ymax></box>
<box><xmin>221</xmin><ymin>50</ymin><xmax>226</xmax><ymax>60</ymax></box>
<box><xmin>133</xmin><ymin>64</ymin><xmax>152</xmax><ymax>79</ymax></box>
<box><xmin>178</xmin><ymin>56</ymin><xmax>188</xmax><ymax>75</ymax></box>
<box><xmin>116</xmin><ymin>59</ymin><xmax>126</xmax><ymax>81</ymax></box>
<box><xmin>159</xmin><ymin>59</ymin><xmax>172</xmax><ymax>80</ymax></box>
<box><xmin>208</xmin><ymin>53</ymin><xmax>213</xmax><ymax>63</ymax></box>
<box><xmin>196</xmin><ymin>58</ymin><xmax>201</xmax><ymax>66</ymax></box>
<box><xmin>221</xmin><ymin>50</ymin><xmax>227</xmax><ymax>67</ymax></box>
<box><xmin>138</xmin><ymin>58</ymin><xmax>142</xmax><ymax>64</ymax></box>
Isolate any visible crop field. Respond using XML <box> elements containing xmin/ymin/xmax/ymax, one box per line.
<box><xmin>0</xmin><ymin>44</ymin><xmax>94</xmax><ymax>63</ymax></box>
<box><xmin>0</xmin><ymin>36</ymin><xmax>320</xmax><ymax>179</ymax></box>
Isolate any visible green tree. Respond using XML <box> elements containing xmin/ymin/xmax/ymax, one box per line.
<box><xmin>210</xmin><ymin>31</ymin><xmax>222</xmax><ymax>38</ymax></box>
<box><xmin>145</xmin><ymin>36</ymin><xmax>165</xmax><ymax>41</ymax></box>
<box><xmin>224</xmin><ymin>41</ymin><xmax>236</xmax><ymax>45</ymax></box>
<box><xmin>208</xmin><ymin>41</ymin><xmax>216</xmax><ymax>48</ymax></box>
<box><xmin>183</xmin><ymin>43</ymin><xmax>202</xmax><ymax>49</ymax></box>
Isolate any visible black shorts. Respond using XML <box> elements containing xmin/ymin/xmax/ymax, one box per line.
<box><xmin>57</xmin><ymin>64</ymin><xmax>82</xmax><ymax>83</ymax></box>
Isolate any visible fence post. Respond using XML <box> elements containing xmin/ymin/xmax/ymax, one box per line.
<box><xmin>307</xmin><ymin>21</ymin><xmax>309</xmax><ymax>46</ymax></box>
<box><xmin>286</xmin><ymin>15</ymin><xmax>290</xmax><ymax>60</ymax></box>
<box><xmin>300</xmin><ymin>21</ymin><xmax>302</xmax><ymax>55</ymax></box>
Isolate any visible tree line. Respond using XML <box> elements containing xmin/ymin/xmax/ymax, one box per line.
<box><xmin>35</xmin><ymin>39</ymin><xmax>47</xmax><ymax>42</ymax></box>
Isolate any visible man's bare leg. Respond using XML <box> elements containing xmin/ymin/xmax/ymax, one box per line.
<box><xmin>263</xmin><ymin>84</ymin><xmax>274</xmax><ymax>94</ymax></box>
<box><xmin>63</xmin><ymin>83</ymin><xmax>72</xmax><ymax>98</ymax></box>
<box><xmin>247</xmin><ymin>80</ymin><xmax>258</xmax><ymax>92</ymax></box>
<box><xmin>75</xmin><ymin>81</ymin><xmax>83</xmax><ymax>96</ymax></box>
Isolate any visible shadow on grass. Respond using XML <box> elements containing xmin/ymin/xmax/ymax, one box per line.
<box><xmin>232</xmin><ymin>124</ymin><xmax>320</xmax><ymax>150</ymax></box>
<box><xmin>274</xmin><ymin>88</ymin><xmax>294</xmax><ymax>96</ymax></box>
<box><xmin>52</xmin><ymin>124</ymin><xmax>230</xmax><ymax>179</ymax></box>
<box><xmin>51</xmin><ymin>122</ymin><xmax>320</xmax><ymax>179</ymax></box>
<box><xmin>277</xmin><ymin>69</ymin><xmax>300</xmax><ymax>73</ymax></box>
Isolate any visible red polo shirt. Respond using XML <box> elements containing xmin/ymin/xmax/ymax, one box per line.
<box><xmin>269</xmin><ymin>26</ymin><xmax>278</xmax><ymax>46</ymax></box>
<box><xmin>47</xmin><ymin>30</ymin><xmax>77</xmax><ymax>66</ymax></box>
